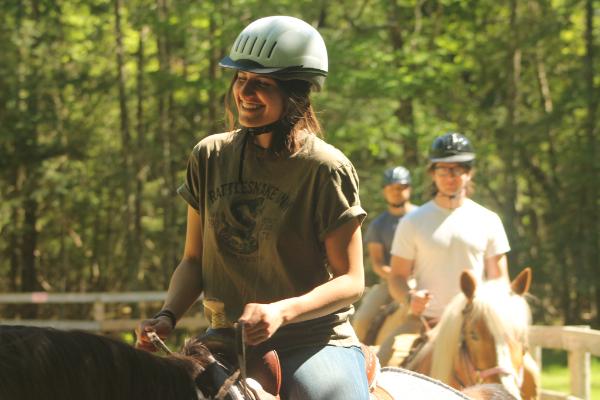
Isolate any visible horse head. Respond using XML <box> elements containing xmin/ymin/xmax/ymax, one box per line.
<box><xmin>454</xmin><ymin>268</ymin><xmax>532</xmax><ymax>399</ymax></box>
<box><xmin>402</xmin><ymin>268</ymin><xmax>537</xmax><ymax>400</ymax></box>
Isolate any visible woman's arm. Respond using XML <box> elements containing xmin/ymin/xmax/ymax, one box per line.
<box><xmin>239</xmin><ymin>218</ymin><xmax>365</xmax><ymax>345</ymax></box>
<box><xmin>136</xmin><ymin>206</ymin><xmax>204</xmax><ymax>350</ymax></box>
<box><xmin>162</xmin><ymin>206</ymin><xmax>205</xmax><ymax>317</ymax></box>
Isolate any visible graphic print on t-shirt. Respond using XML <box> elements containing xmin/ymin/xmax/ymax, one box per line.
<box><xmin>217</xmin><ymin>196</ymin><xmax>264</xmax><ymax>254</ymax></box>
<box><xmin>208</xmin><ymin>180</ymin><xmax>292</xmax><ymax>256</ymax></box>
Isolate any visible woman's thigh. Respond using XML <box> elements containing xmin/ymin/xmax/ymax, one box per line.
<box><xmin>279</xmin><ymin>345</ymin><xmax>369</xmax><ymax>400</ymax></box>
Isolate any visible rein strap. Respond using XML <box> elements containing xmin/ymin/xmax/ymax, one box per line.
<box><xmin>235</xmin><ymin>322</ymin><xmax>252</xmax><ymax>399</ymax></box>
<box><xmin>148</xmin><ymin>331</ymin><xmax>173</xmax><ymax>355</ymax></box>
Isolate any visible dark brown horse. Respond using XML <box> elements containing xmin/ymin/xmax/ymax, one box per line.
<box><xmin>0</xmin><ymin>325</ymin><xmax>475</xmax><ymax>400</ymax></box>
<box><xmin>0</xmin><ymin>325</ymin><xmax>267</xmax><ymax>400</ymax></box>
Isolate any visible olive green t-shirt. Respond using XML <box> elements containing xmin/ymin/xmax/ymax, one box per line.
<box><xmin>177</xmin><ymin>130</ymin><xmax>366</xmax><ymax>350</ymax></box>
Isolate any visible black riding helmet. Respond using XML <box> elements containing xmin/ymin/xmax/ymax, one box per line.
<box><xmin>383</xmin><ymin>166</ymin><xmax>411</xmax><ymax>187</ymax></box>
<box><xmin>429</xmin><ymin>132</ymin><xmax>475</xmax><ymax>165</ymax></box>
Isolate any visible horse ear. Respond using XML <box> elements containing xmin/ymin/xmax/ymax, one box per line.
<box><xmin>511</xmin><ymin>267</ymin><xmax>532</xmax><ymax>295</ymax></box>
<box><xmin>460</xmin><ymin>269</ymin><xmax>477</xmax><ymax>301</ymax></box>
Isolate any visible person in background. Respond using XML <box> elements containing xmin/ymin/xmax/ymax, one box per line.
<box><xmin>135</xmin><ymin>15</ymin><xmax>369</xmax><ymax>400</ymax></box>
<box><xmin>378</xmin><ymin>132</ymin><xmax>510</xmax><ymax>365</ymax></box>
<box><xmin>352</xmin><ymin>166</ymin><xmax>417</xmax><ymax>343</ymax></box>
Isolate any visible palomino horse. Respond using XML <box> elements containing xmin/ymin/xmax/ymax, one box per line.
<box><xmin>0</xmin><ymin>324</ymin><xmax>471</xmax><ymax>400</ymax></box>
<box><xmin>401</xmin><ymin>268</ymin><xmax>540</xmax><ymax>400</ymax></box>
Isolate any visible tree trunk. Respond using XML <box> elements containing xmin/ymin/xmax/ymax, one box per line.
<box><xmin>114</xmin><ymin>0</ymin><xmax>135</xmax><ymax>283</ymax></box>
<box><xmin>208</xmin><ymin>11</ymin><xmax>219</xmax><ymax>133</ymax></box>
<box><xmin>502</xmin><ymin>0</ymin><xmax>522</xmax><ymax>271</ymax></box>
<box><xmin>17</xmin><ymin>0</ymin><xmax>43</xmax><ymax>318</ymax></box>
<box><xmin>583</xmin><ymin>0</ymin><xmax>599</xmax><ymax>325</ymax></box>
<box><xmin>156</xmin><ymin>0</ymin><xmax>178</xmax><ymax>285</ymax></box>
<box><xmin>133</xmin><ymin>25</ymin><xmax>149</xmax><ymax>286</ymax></box>
<box><xmin>387</xmin><ymin>0</ymin><xmax>418</xmax><ymax>168</ymax></box>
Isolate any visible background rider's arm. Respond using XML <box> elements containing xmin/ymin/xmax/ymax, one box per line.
<box><xmin>484</xmin><ymin>253</ymin><xmax>509</xmax><ymax>282</ymax></box>
<box><xmin>271</xmin><ymin>218</ymin><xmax>365</xmax><ymax>325</ymax></box>
<box><xmin>388</xmin><ymin>255</ymin><xmax>414</xmax><ymax>304</ymax></box>
<box><xmin>367</xmin><ymin>242</ymin><xmax>391</xmax><ymax>279</ymax></box>
<box><xmin>161</xmin><ymin>206</ymin><xmax>204</xmax><ymax>321</ymax></box>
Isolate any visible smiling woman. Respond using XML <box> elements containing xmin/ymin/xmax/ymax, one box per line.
<box><xmin>233</xmin><ymin>72</ymin><xmax>284</xmax><ymax>130</ymax></box>
<box><xmin>136</xmin><ymin>15</ymin><xmax>370</xmax><ymax>400</ymax></box>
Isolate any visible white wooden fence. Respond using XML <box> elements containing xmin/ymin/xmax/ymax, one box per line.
<box><xmin>529</xmin><ymin>325</ymin><xmax>600</xmax><ymax>400</ymax></box>
<box><xmin>0</xmin><ymin>291</ymin><xmax>207</xmax><ymax>332</ymax></box>
<box><xmin>0</xmin><ymin>292</ymin><xmax>598</xmax><ymax>399</ymax></box>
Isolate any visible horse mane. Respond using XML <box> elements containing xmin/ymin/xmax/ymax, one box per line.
<box><xmin>0</xmin><ymin>325</ymin><xmax>204</xmax><ymax>400</ymax></box>
<box><xmin>429</xmin><ymin>279</ymin><xmax>531</xmax><ymax>383</ymax></box>
<box><xmin>181</xmin><ymin>337</ymin><xmax>216</xmax><ymax>361</ymax></box>
<box><xmin>428</xmin><ymin>291</ymin><xmax>469</xmax><ymax>381</ymax></box>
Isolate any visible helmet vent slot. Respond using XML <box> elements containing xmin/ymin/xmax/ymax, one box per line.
<box><xmin>267</xmin><ymin>41</ymin><xmax>277</xmax><ymax>58</ymax></box>
<box><xmin>234</xmin><ymin>35</ymin><xmax>244</xmax><ymax>52</ymax></box>
<box><xmin>239</xmin><ymin>35</ymin><xmax>250</xmax><ymax>53</ymax></box>
<box><xmin>256</xmin><ymin>39</ymin><xmax>267</xmax><ymax>57</ymax></box>
<box><xmin>247</xmin><ymin>36</ymin><xmax>258</xmax><ymax>56</ymax></box>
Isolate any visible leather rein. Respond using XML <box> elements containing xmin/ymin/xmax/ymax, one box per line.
<box><xmin>148</xmin><ymin>331</ymin><xmax>253</xmax><ymax>400</ymax></box>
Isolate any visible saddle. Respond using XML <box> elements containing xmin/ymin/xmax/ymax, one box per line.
<box><xmin>361</xmin><ymin>343</ymin><xmax>393</xmax><ymax>400</ymax></box>
<box><xmin>200</xmin><ymin>328</ymin><xmax>392</xmax><ymax>399</ymax></box>
<box><xmin>197</xmin><ymin>329</ymin><xmax>282</xmax><ymax>398</ymax></box>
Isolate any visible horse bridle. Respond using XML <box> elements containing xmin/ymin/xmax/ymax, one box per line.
<box><xmin>454</xmin><ymin>342</ymin><xmax>524</xmax><ymax>387</ymax></box>
<box><xmin>453</xmin><ymin>303</ymin><xmax>525</xmax><ymax>389</ymax></box>
<box><xmin>148</xmin><ymin>331</ymin><xmax>253</xmax><ymax>400</ymax></box>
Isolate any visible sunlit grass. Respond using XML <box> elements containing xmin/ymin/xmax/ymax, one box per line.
<box><xmin>541</xmin><ymin>350</ymin><xmax>600</xmax><ymax>399</ymax></box>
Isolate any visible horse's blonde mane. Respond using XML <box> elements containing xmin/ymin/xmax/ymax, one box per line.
<box><xmin>428</xmin><ymin>291</ymin><xmax>468</xmax><ymax>382</ymax></box>
<box><xmin>429</xmin><ymin>279</ymin><xmax>531</xmax><ymax>384</ymax></box>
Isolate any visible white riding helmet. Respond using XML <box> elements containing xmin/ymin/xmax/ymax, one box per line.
<box><xmin>219</xmin><ymin>16</ymin><xmax>328</xmax><ymax>90</ymax></box>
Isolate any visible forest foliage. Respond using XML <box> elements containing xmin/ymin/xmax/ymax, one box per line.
<box><xmin>1</xmin><ymin>0</ymin><xmax>598</xmax><ymax>327</ymax></box>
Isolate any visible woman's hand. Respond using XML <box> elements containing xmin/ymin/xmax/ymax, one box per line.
<box><xmin>238</xmin><ymin>302</ymin><xmax>285</xmax><ymax>345</ymax></box>
<box><xmin>135</xmin><ymin>317</ymin><xmax>174</xmax><ymax>352</ymax></box>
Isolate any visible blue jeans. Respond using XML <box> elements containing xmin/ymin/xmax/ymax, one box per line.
<box><xmin>278</xmin><ymin>345</ymin><xmax>369</xmax><ymax>400</ymax></box>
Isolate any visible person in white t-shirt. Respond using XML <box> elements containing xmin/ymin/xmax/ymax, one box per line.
<box><xmin>378</xmin><ymin>132</ymin><xmax>510</xmax><ymax>365</ymax></box>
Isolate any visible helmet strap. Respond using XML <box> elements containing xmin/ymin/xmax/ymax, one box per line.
<box><xmin>436</xmin><ymin>188</ymin><xmax>467</xmax><ymax>209</ymax></box>
<box><xmin>244</xmin><ymin>121</ymin><xmax>281</xmax><ymax>136</ymax></box>
<box><xmin>243</xmin><ymin>119</ymin><xmax>294</xmax><ymax>136</ymax></box>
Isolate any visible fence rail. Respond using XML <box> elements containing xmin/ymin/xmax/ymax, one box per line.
<box><xmin>529</xmin><ymin>325</ymin><xmax>600</xmax><ymax>400</ymax></box>
<box><xmin>0</xmin><ymin>292</ymin><xmax>598</xmax><ymax>399</ymax></box>
<box><xmin>0</xmin><ymin>291</ymin><xmax>208</xmax><ymax>331</ymax></box>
